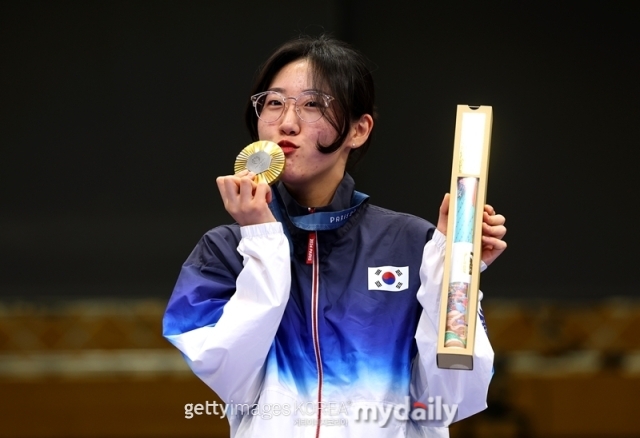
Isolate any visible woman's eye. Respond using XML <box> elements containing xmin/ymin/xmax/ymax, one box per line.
<box><xmin>303</xmin><ymin>99</ymin><xmax>320</xmax><ymax>108</ymax></box>
<box><xmin>265</xmin><ymin>98</ymin><xmax>283</xmax><ymax>107</ymax></box>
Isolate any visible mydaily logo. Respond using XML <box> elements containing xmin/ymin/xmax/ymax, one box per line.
<box><xmin>355</xmin><ymin>396</ymin><xmax>458</xmax><ymax>426</ymax></box>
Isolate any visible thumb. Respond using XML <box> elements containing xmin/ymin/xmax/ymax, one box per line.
<box><xmin>254</xmin><ymin>182</ymin><xmax>271</xmax><ymax>203</ymax></box>
<box><xmin>437</xmin><ymin>193</ymin><xmax>450</xmax><ymax>235</ymax></box>
<box><xmin>439</xmin><ymin>193</ymin><xmax>450</xmax><ymax>217</ymax></box>
<box><xmin>265</xmin><ymin>185</ymin><xmax>273</xmax><ymax>204</ymax></box>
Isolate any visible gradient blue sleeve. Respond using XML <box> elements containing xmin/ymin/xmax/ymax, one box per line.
<box><xmin>162</xmin><ymin>222</ymin><xmax>291</xmax><ymax>405</ymax></box>
<box><xmin>163</xmin><ymin>225</ymin><xmax>242</xmax><ymax>337</ymax></box>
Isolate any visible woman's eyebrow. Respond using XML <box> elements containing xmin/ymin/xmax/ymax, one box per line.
<box><xmin>267</xmin><ymin>87</ymin><xmax>322</xmax><ymax>94</ymax></box>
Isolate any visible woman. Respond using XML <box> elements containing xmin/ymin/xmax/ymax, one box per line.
<box><xmin>163</xmin><ymin>35</ymin><xmax>507</xmax><ymax>438</ymax></box>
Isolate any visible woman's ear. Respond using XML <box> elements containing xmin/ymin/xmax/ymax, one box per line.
<box><xmin>348</xmin><ymin>114</ymin><xmax>374</xmax><ymax>149</ymax></box>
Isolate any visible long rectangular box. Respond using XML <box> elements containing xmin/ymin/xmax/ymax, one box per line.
<box><xmin>436</xmin><ymin>105</ymin><xmax>493</xmax><ymax>370</ymax></box>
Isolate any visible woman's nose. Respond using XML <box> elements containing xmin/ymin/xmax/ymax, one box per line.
<box><xmin>278</xmin><ymin>99</ymin><xmax>301</xmax><ymax>134</ymax></box>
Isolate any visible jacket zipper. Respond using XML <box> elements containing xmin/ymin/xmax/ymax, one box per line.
<box><xmin>308</xmin><ymin>207</ymin><xmax>323</xmax><ymax>437</ymax></box>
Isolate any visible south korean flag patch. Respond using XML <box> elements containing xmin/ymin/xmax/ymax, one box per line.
<box><xmin>368</xmin><ymin>266</ymin><xmax>409</xmax><ymax>292</ymax></box>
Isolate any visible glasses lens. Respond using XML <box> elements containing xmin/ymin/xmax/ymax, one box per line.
<box><xmin>296</xmin><ymin>92</ymin><xmax>328</xmax><ymax>123</ymax></box>
<box><xmin>254</xmin><ymin>92</ymin><xmax>284</xmax><ymax>123</ymax></box>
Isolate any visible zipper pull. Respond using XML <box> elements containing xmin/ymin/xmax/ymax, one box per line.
<box><xmin>306</xmin><ymin>232</ymin><xmax>316</xmax><ymax>265</ymax></box>
<box><xmin>306</xmin><ymin>207</ymin><xmax>316</xmax><ymax>265</ymax></box>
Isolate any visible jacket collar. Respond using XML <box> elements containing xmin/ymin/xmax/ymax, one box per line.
<box><xmin>271</xmin><ymin>173</ymin><xmax>368</xmax><ymax>261</ymax></box>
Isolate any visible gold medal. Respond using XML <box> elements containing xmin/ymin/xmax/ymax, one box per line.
<box><xmin>234</xmin><ymin>141</ymin><xmax>285</xmax><ymax>185</ymax></box>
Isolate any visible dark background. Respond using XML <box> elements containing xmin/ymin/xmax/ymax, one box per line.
<box><xmin>1</xmin><ymin>1</ymin><xmax>638</xmax><ymax>302</ymax></box>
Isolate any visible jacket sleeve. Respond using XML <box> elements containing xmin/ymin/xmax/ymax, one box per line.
<box><xmin>410</xmin><ymin>229</ymin><xmax>494</xmax><ymax>426</ymax></box>
<box><xmin>162</xmin><ymin>222</ymin><xmax>291</xmax><ymax>405</ymax></box>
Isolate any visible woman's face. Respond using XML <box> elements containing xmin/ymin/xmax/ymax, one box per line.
<box><xmin>257</xmin><ymin>59</ymin><xmax>352</xmax><ymax>201</ymax></box>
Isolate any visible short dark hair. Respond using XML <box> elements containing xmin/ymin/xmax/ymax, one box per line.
<box><xmin>244</xmin><ymin>35</ymin><xmax>376</xmax><ymax>171</ymax></box>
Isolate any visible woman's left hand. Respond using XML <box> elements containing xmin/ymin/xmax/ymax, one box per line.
<box><xmin>436</xmin><ymin>193</ymin><xmax>507</xmax><ymax>266</ymax></box>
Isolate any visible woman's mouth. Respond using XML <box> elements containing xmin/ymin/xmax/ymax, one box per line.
<box><xmin>278</xmin><ymin>140</ymin><xmax>299</xmax><ymax>155</ymax></box>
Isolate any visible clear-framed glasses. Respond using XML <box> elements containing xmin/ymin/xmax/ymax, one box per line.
<box><xmin>250</xmin><ymin>90</ymin><xmax>335</xmax><ymax>123</ymax></box>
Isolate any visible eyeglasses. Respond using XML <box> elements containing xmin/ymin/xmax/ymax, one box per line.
<box><xmin>250</xmin><ymin>90</ymin><xmax>334</xmax><ymax>123</ymax></box>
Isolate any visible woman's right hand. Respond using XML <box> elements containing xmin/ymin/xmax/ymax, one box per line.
<box><xmin>216</xmin><ymin>170</ymin><xmax>277</xmax><ymax>226</ymax></box>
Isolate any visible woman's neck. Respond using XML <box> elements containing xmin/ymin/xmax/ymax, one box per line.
<box><xmin>284</xmin><ymin>178</ymin><xmax>341</xmax><ymax>208</ymax></box>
